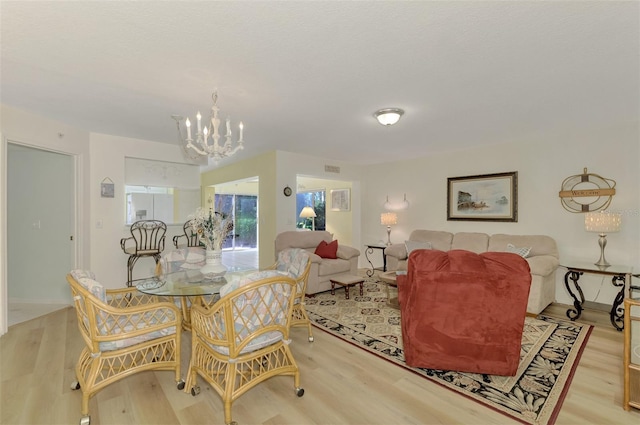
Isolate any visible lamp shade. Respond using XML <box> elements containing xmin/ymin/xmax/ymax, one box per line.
<box><xmin>585</xmin><ymin>211</ymin><xmax>621</xmax><ymax>233</ymax></box>
<box><xmin>299</xmin><ymin>206</ymin><xmax>316</xmax><ymax>219</ymax></box>
<box><xmin>374</xmin><ymin>108</ymin><xmax>404</xmax><ymax>126</ymax></box>
<box><xmin>381</xmin><ymin>212</ymin><xmax>398</xmax><ymax>226</ymax></box>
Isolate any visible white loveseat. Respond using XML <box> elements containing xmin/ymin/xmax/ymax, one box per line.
<box><xmin>384</xmin><ymin>230</ymin><xmax>560</xmax><ymax>314</ymax></box>
<box><xmin>275</xmin><ymin>231</ymin><xmax>361</xmax><ymax>295</ymax></box>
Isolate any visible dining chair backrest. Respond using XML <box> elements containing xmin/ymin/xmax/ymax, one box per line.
<box><xmin>275</xmin><ymin>248</ymin><xmax>311</xmax><ymax>295</ymax></box>
<box><xmin>173</xmin><ymin>219</ymin><xmax>201</xmax><ymax>248</ymax></box>
<box><xmin>195</xmin><ymin>270</ymin><xmax>295</xmax><ymax>356</ymax></box>
<box><xmin>127</xmin><ymin>220</ymin><xmax>167</xmax><ymax>254</ymax></box>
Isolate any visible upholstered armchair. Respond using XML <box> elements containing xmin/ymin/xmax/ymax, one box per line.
<box><xmin>398</xmin><ymin>249</ymin><xmax>531</xmax><ymax>376</ymax></box>
<box><xmin>67</xmin><ymin>270</ymin><xmax>183</xmax><ymax>425</ymax></box>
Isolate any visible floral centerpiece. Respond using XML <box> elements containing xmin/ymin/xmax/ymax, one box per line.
<box><xmin>189</xmin><ymin>207</ymin><xmax>234</xmax><ymax>251</ymax></box>
<box><xmin>188</xmin><ymin>207</ymin><xmax>233</xmax><ymax>280</ymax></box>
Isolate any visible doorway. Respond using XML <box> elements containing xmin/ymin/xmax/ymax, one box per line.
<box><xmin>212</xmin><ymin>177</ymin><xmax>259</xmax><ymax>270</ymax></box>
<box><xmin>7</xmin><ymin>143</ymin><xmax>75</xmax><ymax>314</ymax></box>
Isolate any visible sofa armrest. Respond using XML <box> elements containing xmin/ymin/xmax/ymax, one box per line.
<box><xmin>385</xmin><ymin>243</ymin><xmax>407</xmax><ymax>260</ymax></box>
<box><xmin>307</xmin><ymin>252</ymin><xmax>323</xmax><ymax>263</ymax></box>
<box><xmin>526</xmin><ymin>255</ymin><xmax>560</xmax><ymax>277</ymax></box>
<box><xmin>337</xmin><ymin>245</ymin><xmax>360</xmax><ymax>260</ymax></box>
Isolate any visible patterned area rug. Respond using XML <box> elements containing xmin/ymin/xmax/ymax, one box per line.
<box><xmin>306</xmin><ymin>278</ymin><xmax>592</xmax><ymax>425</ymax></box>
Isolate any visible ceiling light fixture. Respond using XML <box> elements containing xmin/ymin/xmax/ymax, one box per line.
<box><xmin>374</xmin><ymin>108</ymin><xmax>404</xmax><ymax>126</ymax></box>
<box><xmin>172</xmin><ymin>90</ymin><xmax>245</xmax><ymax>162</ymax></box>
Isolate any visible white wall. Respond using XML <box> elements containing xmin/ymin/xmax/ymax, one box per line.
<box><xmin>362</xmin><ymin>121</ymin><xmax>639</xmax><ymax>306</ymax></box>
<box><xmin>90</xmin><ymin>133</ymin><xmax>201</xmax><ymax>288</ymax></box>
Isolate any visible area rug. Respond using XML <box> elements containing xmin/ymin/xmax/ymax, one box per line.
<box><xmin>305</xmin><ymin>278</ymin><xmax>592</xmax><ymax>425</ymax></box>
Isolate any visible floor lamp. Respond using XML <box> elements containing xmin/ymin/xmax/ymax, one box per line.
<box><xmin>300</xmin><ymin>206</ymin><xmax>317</xmax><ymax>230</ymax></box>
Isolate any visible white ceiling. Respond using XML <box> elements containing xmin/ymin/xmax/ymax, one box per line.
<box><xmin>1</xmin><ymin>1</ymin><xmax>638</xmax><ymax>167</ymax></box>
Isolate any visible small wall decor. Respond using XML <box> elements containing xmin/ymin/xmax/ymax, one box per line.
<box><xmin>101</xmin><ymin>177</ymin><xmax>115</xmax><ymax>198</ymax></box>
<box><xmin>330</xmin><ymin>188</ymin><xmax>351</xmax><ymax>211</ymax></box>
<box><xmin>447</xmin><ymin>171</ymin><xmax>518</xmax><ymax>222</ymax></box>
<box><xmin>558</xmin><ymin>168</ymin><xmax>616</xmax><ymax>213</ymax></box>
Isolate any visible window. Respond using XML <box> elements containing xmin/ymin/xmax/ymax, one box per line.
<box><xmin>296</xmin><ymin>190</ymin><xmax>325</xmax><ymax>230</ymax></box>
<box><xmin>125</xmin><ymin>186</ymin><xmax>199</xmax><ymax>225</ymax></box>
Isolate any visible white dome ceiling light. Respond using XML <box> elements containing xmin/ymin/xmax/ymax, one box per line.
<box><xmin>374</xmin><ymin>108</ymin><xmax>404</xmax><ymax>126</ymax></box>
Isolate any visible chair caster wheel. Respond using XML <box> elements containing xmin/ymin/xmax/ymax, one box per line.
<box><xmin>295</xmin><ymin>387</ymin><xmax>304</xmax><ymax>397</ymax></box>
<box><xmin>79</xmin><ymin>415</ymin><xmax>90</xmax><ymax>425</ymax></box>
<box><xmin>191</xmin><ymin>386</ymin><xmax>201</xmax><ymax>396</ymax></box>
<box><xmin>308</xmin><ymin>336</ymin><xmax>314</xmax><ymax>342</ymax></box>
<box><xmin>71</xmin><ymin>381</ymin><xmax>81</xmax><ymax>390</ymax></box>
<box><xmin>177</xmin><ymin>380</ymin><xmax>185</xmax><ymax>390</ymax></box>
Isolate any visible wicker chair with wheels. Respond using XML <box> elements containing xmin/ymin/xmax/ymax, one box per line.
<box><xmin>269</xmin><ymin>248</ymin><xmax>313</xmax><ymax>342</ymax></box>
<box><xmin>67</xmin><ymin>270</ymin><xmax>183</xmax><ymax>425</ymax></box>
<box><xmin>172</xmin><ymin>219</ymin><xmax>201</xmax><ymax>248</ymax></box>
<box><xmin>186</xmin><ymin>270</ymin><xmax>304</xmax><ymax>425</ymax></box>
<box><xmin>120</xmin><ymin>220</ymin><xmax>167</xmax><ymax>286</ymax></box>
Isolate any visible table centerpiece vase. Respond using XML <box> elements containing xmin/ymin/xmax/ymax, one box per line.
<box><xmin>189</xmin><ymin>205</ymin><xmax>234</xmax><ymax>281</ymax></box>
<box><xmin>201</xmin><ymin>248</ymin><xmax>227</xmax><ymax>281</ymax></box>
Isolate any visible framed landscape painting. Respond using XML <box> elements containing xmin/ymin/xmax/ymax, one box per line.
<box><xmin>447</xmin><ymin>171</ymin><xmax>518</xmax><ymax>222</ymax></box>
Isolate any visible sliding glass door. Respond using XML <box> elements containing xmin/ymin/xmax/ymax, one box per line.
<box><xmin>215</xmin><ymin>194</ymin><xmax>257</xmax><ymax>250</ymax></box>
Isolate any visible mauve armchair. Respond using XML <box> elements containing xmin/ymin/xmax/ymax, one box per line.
<box><xmin>397</xmin><ymin>249</ymin><xmax>531</xmax><ymax>376</ymax></box>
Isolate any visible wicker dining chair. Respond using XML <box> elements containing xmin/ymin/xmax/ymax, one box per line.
<box><xmin>186</xmin><ymin>270</ymin><xmax>304</xmax><ymax>425</ymax></box>
<box><xmin>269</xmin><ymin>248</ymin><xmax>313</xmax><ymax>342</ymax></box>
<box><xmin>67</xmin><ymin>270</ymin><xmax>183</xmax><ymax>425</ymax></box>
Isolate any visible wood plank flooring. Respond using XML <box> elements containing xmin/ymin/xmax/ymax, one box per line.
<box><xmin>1</xmin><ymin>303</ymin><xmax>639</xmax><ymax>425</ymax></box>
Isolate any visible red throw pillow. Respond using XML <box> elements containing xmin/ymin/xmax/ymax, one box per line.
<box><xmin>315</xmin><ymin>240</ymin><xmax>338</xmax><ymax>259</ymax></box>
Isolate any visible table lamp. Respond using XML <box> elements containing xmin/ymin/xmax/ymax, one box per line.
<box><xmin>585</xmin><ymin>211</ymin><xmax>621</xmax><ymax>267</ymax></box>
<box><xmin>299</xmin><ymin>206</ymin><xmax>317</xmax><ymax>230</ymax></box>
<box><xmin>381</xmin><ymin>212</ymin><xmax>398</xmax><ymax>246</ymax></box>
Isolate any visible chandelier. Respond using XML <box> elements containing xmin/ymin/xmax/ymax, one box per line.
<box><xmin>172</xmin><ymin>91</ymin><xmax>245</xmax><ymax>161</ymax></box>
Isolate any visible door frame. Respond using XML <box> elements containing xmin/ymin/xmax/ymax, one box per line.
<box><xmin>0</xmin><ymin>137</ymin><xmax>79</xmax><ymax>335</ymax></box>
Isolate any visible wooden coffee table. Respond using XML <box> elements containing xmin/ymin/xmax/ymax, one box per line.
<box><xmin>330</xmin><ymin>274</ymin><xmax>364</xmax><ymax>299</ymax></box>
<box><xmin>379</xmin><ymin>271</ymin><xmax>401</xmax><ymax>309</ymax></box>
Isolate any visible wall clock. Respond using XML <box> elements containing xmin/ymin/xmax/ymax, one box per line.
<box><xmin>283</xmin><ymin>186</ymin><xmax>292</xmax><ymax>197</ymax></box>
<box><xmin>558</xmin><ymin>168</ymin><xmax>616</xmax><ymax>213</ymax></box>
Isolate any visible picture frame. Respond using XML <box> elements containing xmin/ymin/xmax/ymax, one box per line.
<box><xmin>330</xmin><ymin>188</ymin><xmax>351</xmax><ymax>212</ymax></box>
<box><xmin>447</xmin><ymin>171</ymin><xmax>518</xmax><ymax>222</ymax></box>
<box><xmin>101</xmin><ymin>177</ymin><xmax>115</xmax><ymax>198</ymax></box>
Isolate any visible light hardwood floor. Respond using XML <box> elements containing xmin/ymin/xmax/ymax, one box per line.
<box><xmin>2</xmin><ymin>302</ymin><xmax>639</xmax><ymax>424</ymax></box>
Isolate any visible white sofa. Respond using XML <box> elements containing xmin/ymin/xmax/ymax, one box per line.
<box><xmin>275</xmin><ymin>231</ymin><xmax>361</xmax><ymax>295</ymax></box>
<box><xmin>384</xmin><ymin>230</ymin><xmax>560</xmax><ymax>314</ymax></box>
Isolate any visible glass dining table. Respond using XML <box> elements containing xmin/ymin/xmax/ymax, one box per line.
<box><xmin>135</xmin><ymin>266</ymin><xmax>257</xmax><ymax>330</ymax></box>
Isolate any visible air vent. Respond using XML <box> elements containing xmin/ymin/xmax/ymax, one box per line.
<box><xmin>325</xmin><ymin>165</ymin><xmax>340</xmax><ymax>173</ymax></box>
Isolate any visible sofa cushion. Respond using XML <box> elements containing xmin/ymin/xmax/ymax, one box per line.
<box><xmin>405</xmin><ymin>240</ymin><xmax>432</xmax><ymax>255</ymax></box>
<box><xmin>451</xmin><ymin>232</ymin><xmax>489</xmax><ymax>253</ymax></box>
<box><xmin>315</xmin><ymin>240</ymin><xmax>338</xmax><ymax>259</ymax></box>
<box><xmin>408</xmin><ymin>230</ymin><xmax>454</xmax><ymax>252</ymax></box>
